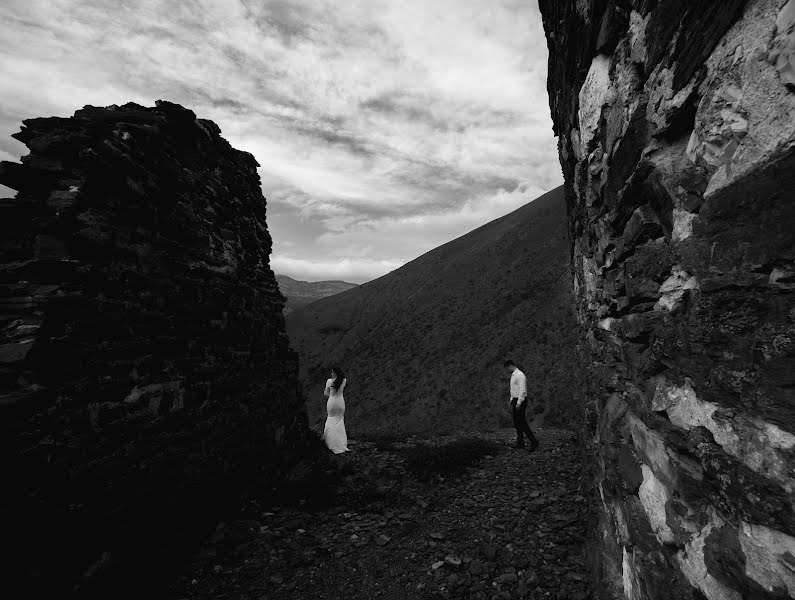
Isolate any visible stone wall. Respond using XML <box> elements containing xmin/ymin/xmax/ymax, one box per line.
<box><xmin>0</xmin><ymin>101</ymin><xmax>310</xmax><ymax>596</ymax></box>
<box><xmin>540</xmin><ymin>1</ymin><xmax>795</xmax><ymax>599</ymax></box>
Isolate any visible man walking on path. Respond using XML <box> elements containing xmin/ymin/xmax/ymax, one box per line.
<box><xmin>504</xmin><ymin>359</ymin><xmax>539</xmax><ymax>451</ymax></box>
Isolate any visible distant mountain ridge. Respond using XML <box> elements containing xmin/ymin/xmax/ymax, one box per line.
<box><xmin>275</xmin><ymin>275</ymin><xmax>358</xmax><ymax>313</ymax></box>
<box><xmin>285</xmin><ymin>186</ymin><xmax>578</xmax><ymax>435</ymax></box>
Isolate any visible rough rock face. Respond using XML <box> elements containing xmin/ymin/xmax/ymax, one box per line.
<box><xmin>540</xmin><ymin>1</ymin><xmax>795</xmax><ymax>599</ymax></box>
<box><xmin>0</xmin><ymin>101</ymin><xmax>309</xmax><ymax>596</ymax></box>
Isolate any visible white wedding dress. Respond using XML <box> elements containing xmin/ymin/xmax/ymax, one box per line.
<box><xmin>323</xmin><ymin>378</ymin><xmax>349</xmax><ymax>454</ymax></box>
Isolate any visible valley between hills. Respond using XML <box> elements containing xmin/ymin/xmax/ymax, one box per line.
<box><xmin>284</xmin><ymin>186</ymin><xmax>579</xmax><ymax>435</ymax></box>
<box><xmin>276</xmin><ymin>275</ymin><xmax>359</xmax><ymax>315</ymax></box>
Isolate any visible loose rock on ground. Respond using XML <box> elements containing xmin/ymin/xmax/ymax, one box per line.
<box><xmin>173</xmin><ymin>428</ymin><xmax>591</xmax><ymax>600</ymax></box>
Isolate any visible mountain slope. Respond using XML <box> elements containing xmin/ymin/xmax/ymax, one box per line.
<box><xmin>285</xmin><ymin>186</ymin><xmax>578</xmax><ymax>434</ymax></box>
<box><xmin>275</xmin><ymin>275</ymin><xmax>358</xmax><ymax>314</ymax></box>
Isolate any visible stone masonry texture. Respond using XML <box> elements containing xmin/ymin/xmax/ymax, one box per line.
<box><xmin>0</xmin><ymin>101</ymin><xmax>310</xmax><ymax>597</ymax></box>
<box><xmin>540</xmin><ymin>1</ymin><xmax>795</xmax><ymax>599</ymax></box>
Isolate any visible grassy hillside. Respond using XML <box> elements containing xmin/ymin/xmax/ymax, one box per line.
<box><xmin>285</xmin><ymin>186</ymin><xmax>578</xmax><ymax>435</ymax></box>
<box><xmin>275</xmin><ymin>275</ymin><xmax>358</xmax><ymax>314</ymax></box>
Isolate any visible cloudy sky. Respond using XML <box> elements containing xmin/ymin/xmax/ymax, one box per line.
<box><xmin>0</xmin><ymin>0</ymin><xmax>561</xmax><ymax>283</ymax></box>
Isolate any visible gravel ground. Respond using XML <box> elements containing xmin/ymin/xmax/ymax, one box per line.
<box><xmin>172</xmin><ymin>428</ymin><xmax>591</xmax><ymax>600</ymax></box>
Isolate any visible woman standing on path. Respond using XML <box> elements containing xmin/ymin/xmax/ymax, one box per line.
<box><xmin>323</xmin><ymin>366</ymin><xmax>349</xmax><ymax>454</ymax></box>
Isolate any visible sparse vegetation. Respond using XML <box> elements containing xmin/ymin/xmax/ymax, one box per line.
<box><xmin>286</xmin><ymin>187</ymin><xmax>579</xmax><ymax>434</ymax></box>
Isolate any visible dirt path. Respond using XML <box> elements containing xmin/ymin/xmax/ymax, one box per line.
<box><xmin>172</xmin><ymin>429</ymin><xmax>591</xmax><ymax>600</ymax></box>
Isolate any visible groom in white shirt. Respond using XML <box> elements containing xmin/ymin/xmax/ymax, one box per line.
<box><xmin>504</xmin><ymin>359</ymin><xmax>539</xmax><ymax>451</ymax></box>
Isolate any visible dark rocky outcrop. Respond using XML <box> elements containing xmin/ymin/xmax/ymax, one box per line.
<box><xmin>540</xmin><ymin>1</ymin><xmax>795</xmax><ymax>599</ymax></box>
<box><xmin>0</xmin><ymin>101</ymin><xmax>311</xmax><ymax>597</ymax></box>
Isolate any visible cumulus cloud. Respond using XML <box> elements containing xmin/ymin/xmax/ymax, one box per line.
<box><xmin>0</xmin><ymin>0</ymin><xmax>562</xmax><ymax>282</ymax></box>
<box><xmin>272</xmin><ymin>180</ymin><xmax>552</xmax><ymax>283</ymax></box>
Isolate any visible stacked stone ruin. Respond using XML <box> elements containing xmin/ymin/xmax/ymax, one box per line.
<box><xmin>0</xmin><ymin>101</ymin><xmax>310</xmax><ymax>596</ymax></box>
<box><xmin>540</xmin><ymin>1</ymin><xmax>795</xmax><ymax>598</ymax></box>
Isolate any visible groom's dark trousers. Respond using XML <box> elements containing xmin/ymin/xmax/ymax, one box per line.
<box><xmin>510</xmin><ymin>397</ymin><xmax>538</xmax><ymax>448</ymax></box>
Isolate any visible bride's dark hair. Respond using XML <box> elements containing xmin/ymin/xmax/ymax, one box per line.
<box><xmin>331</xmin><ymin>366</ymin><xmax>345</xmax><ymax>390</ymax></box>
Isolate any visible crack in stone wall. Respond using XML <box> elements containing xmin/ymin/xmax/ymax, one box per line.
<box><xmin>540</xmin><ymin>1</ymin><xmax>795</xmax><ymax>598</ymax></box>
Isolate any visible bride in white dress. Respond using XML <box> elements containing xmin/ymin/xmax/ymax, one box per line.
<box><xmin>323</xmin><ymin>367</ymin><xmax>349</xmax><ymax>454</ymax></box>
